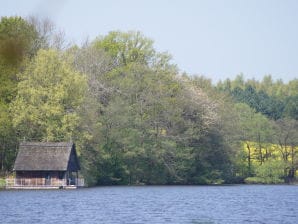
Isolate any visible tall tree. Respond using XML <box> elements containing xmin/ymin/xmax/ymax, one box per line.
<box><xmin>11</xmin><ymin>49</ymin><xmax>87</xmax><ymax>142</ymax></box>
<box><xmin>0</xmin><ymin>16</ymin><xmax>39</xmax><ymax>172</ymax></box>
<box><xmin>274</xmin><ymin>118</ymin><xmax>298</xmax><ymax>182</ymax></box>
<box><xmin>93</xmin><ymin>31</ymin><xmax>156</xmax><ymax>66</ymax></box>
<box><xmin>231</xmin><ymin>103</ymin><xmax>275</xmax><ymax>175</ymax></box>
<box><xmin>0</xmin><ymin>16</ymin><xmax>38</xmax><ymax>64</ymax></box>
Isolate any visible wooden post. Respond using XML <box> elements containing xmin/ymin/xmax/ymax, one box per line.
<box><xmin>66</xmin><ymin>171</ymin><xmax>69</xmax><ymax>186</ymax></box>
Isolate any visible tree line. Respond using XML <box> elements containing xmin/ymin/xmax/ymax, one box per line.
<box><xmin>0</xmin><ymin>16</ymin><xmax>297</xmax><ymax>185</ymax></box>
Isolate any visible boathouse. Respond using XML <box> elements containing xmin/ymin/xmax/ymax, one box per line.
<box><xmin>6</xmin><ymin>142</ymin><xmax>84</xmax><ymax>189</ymax></box>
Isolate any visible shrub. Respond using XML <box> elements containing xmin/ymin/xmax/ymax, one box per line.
<box><xmin>245</xmin><ymin>160</ymin><xmax>286</xmax><ymax>184</ymax></box>
<box><xmin>0</xmin><ymin>178</ymin><xmax>6</xmax><ymax>188</ymax></box>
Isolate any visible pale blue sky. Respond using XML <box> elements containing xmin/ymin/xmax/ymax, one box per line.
<box><xmin>1</xmin><ymin>0</ymin><xmax>298</xmax><ymax>82</ymax></box>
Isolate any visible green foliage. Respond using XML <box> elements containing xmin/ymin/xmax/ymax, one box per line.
<box><xmin>74</xmin><ymin>40</ymin><xmax>228</xmax><ymax>185</ymax></box>
<box><xmin>93</xmin><ymin>31</ymin><xmax>155</xmax><ymax>66</ymax></box>
<box><xmin>0</xmin><ymin>16</ymin><xmax>38</xmax><ymax>107</ymax></box>
<box><xmin>0</xmin><ymin>16</ymin><xmax>38</xmax><ymax>64</ymax></box>
<box><xmin>230</xmin><ymin>85</ymin><xmax>284</xmax><ymax>120</ymax></box>
<box><xmin>245</xmin><ymin>160</ymin><xmax>285</xmax><ymax>184</ymax></box>
<box><xmin>0</xmin><ymin>102</ymin><xmax>17</xmax><ymax>170</ymax></box>
<box><xmin>283</xmin><ymin>95</ymin><xmax>298</xmax><ymax>120</ymax></box>
<box><xmin>0</xmin><ymin>177</ymin><xmax>5</xmax><ymax>188</ymax></box>
<box><xmin>0</xmin><ymin>16</ymin><xmax>39</xmax><ymax>171</ymax></box>
<box><xmin>11</xmin><ymin>49</ymin><xmax>87</xmax><ymax>141</ymax></box>
<box><xmin>0</xmin><ymin>16</ymin><xmax>297</xmax><ymax>185</ymax></box>
<box><xmin>218</xmin><ymin>76</ymin><xmax>298</xmax><ymax>121</ymax></box>
<box><xmin>244</xmin><ymin>177</ymin><xmax>283</xmax><ymax>184</ymax></box>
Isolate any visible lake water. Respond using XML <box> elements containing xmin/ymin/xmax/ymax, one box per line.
<box><xmin>0</xmin><ymin>185</ymin><xmax>298</xmax><ymax>224</ymax></box>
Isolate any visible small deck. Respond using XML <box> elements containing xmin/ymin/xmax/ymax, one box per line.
<box><xmin>6</xmin><ymin>185</ymin><xmax>80</xmax><ymax>189</ymax></box>
<box><xmin>5</xmin><ymin>178</ymin><xmax>84</xmax><ymax>189</ymax></box>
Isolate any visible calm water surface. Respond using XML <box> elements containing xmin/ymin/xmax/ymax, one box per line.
<box><xmin>0</xmin><ymin>185</ymin><xmax>298</xmax><ymax>224</ymax></box>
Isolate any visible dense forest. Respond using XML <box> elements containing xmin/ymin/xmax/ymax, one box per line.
<box><xmin>0</xmin><ymin>16</ymin><xmax>297</xmax><ymax>186</ymax></box>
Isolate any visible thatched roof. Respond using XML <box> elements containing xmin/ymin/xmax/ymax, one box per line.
<box><xmin>13</xmin><ymin>142</ymin><xmax>80</xmax><ymax>171</ymax></box>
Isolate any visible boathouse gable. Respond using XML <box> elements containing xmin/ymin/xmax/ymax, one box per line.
<box><xmin>67</xmin><ymin>144</ymin><xmax>80</xmax><ymax>172</ymax></box>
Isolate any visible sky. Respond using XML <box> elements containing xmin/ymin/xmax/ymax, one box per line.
<box><xmin>1</xmin><ymin>0</ymin><xmax>298</xmax><ymax>83</ymax></box>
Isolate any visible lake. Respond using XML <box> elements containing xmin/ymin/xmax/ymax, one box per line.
<box><xmin>0</xmin><ymin>185</ymin><xmax>297</xmax><ymax>224</ymax></box>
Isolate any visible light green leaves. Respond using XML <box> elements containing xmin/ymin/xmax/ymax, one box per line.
<box><xmin>11</xmin><ymin>49</ymin><xmax>87</xmax><ymax>141</ymax></box>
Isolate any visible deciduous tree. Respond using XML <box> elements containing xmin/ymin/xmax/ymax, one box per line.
<box><xmin>11</xmin><ymin>49</ymin><xmax>87</xmax><ymax>141</ymax></box>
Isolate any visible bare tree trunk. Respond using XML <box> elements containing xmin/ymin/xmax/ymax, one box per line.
<box><xmin>258</xmin><ymin>133</ymin><xmax>263</xmax><ymax>165</ymax></box>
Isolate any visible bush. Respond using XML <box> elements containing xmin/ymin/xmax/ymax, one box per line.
<box><xmin>245</xmin><ymin>160</ymin><xmax>286</xmax><ymax>184</ymax></box>
<box><xmin>0</xmin><ymin>178</ymin><xmax>6</xmax><ymax>188</ymax></box>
